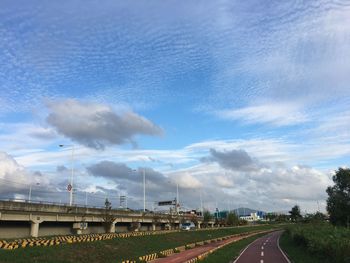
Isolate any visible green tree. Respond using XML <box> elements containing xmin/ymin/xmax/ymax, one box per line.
<box><xmin>326</xmin><ymin>168</ymin><xmax>350</xmax><ymax>227</ymax></box>
<box><xmin>289</xmin><ymin>205</ymin><xmax>302</xmax><ymax>222</ymax></box>
<box><xmin>203</xmin><ymin>210</ymin><xmax>212</xmax><ymax>227</ymax></box>
<box><xmin>103</xmin><ymin>198</ymin><xmax>117</xmax><ymax>232</ymax></box>
<box><xmin>226</xmin><ymin>212</ymin><xmax>239</xmax><ymax>226</ymax></box>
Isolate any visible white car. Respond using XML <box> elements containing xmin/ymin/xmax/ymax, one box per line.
<box><xmin>180</xmin><ymin>222</ymin><xmax>196</xmax><ymax>230</ymax></box>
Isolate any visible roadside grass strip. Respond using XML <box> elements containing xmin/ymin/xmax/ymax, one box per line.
<box><xmin>282</xmin><ymin>224</ymin><xmax>350</xmax><ymax>263</ymax></box>
<box><xmin>0</xmin><ymin>229</ymin><xmax>181</xmax><ymax>250</ymax></box>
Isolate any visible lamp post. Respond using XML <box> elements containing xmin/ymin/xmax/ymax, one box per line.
<box><xmin>28</xmin><ymin>183</ymin><xmax>40</xmax><ymax>202</ymax></box>
<box><xmin>143</xmin><ymin>168</ymin><xmax>146</xmax><ymax>212</ymax></box>
<box><xmin>59</xmin><ymin>144</ymin><xmax>75</xmax><ymax>206</ymax></box>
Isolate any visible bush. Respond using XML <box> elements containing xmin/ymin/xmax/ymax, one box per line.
<box><xmin>286</xmin><ymin>223</ymin><xmax>350</xmax><ymax>263</ymax></box>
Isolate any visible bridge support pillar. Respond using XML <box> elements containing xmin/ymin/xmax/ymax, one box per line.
<box><xmin>152</xmin><ymin>223</ymin><xmax>156</xmax><ymax>231</ymax></box>
<box><xmin>30</xmin><ymin>221</ymin><xmax>40</xmax><ymax>237</ymax></box>
<box><xmin>211</xmin><ymin>223</ymin><xmax>214</xmax><ymax>228</ymax></box>
<box><xmin>197</xmin><ymin>222</ymin><xmax>201</xmax><ymax>229</ymax></box>
<box><xmin>108</xmin><ymin>219</ymin><xmax>118</xmax><ymax>233</ymax></box>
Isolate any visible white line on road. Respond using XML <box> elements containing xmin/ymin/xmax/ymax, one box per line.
<box><xmin>277</xmin><ymin>232</ymin><xmax>291</xmax><ymax>263</ymax></box>
<box><xmin>261</xmin><ymin>251</ymin><xmax>264</xmax><ymax>256</ymax></box>
<box><xmin>261</xmin><ymin>246</ymin><xmax>264</xmax><ymax>250</ymax></box>
<box><xmin>260</xmin><ymin>260</ymin><xmax>264</xmax><ymax>263</ymax></box>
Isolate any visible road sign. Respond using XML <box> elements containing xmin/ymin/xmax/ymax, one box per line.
<box><xmin>158</xmin><ymin>200</ymin><xmax>175</xmax><ymax>206</ymax></box>
<box><xmin>67</xmin><ymin>184</ymin><xmax>72</xmax><ymax>192</ymax></box>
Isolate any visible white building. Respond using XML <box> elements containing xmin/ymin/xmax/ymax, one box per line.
<box><xmin>239</xmin><ymin>212</ymin><xmax>262</xmax><ymax>222</ymax></box>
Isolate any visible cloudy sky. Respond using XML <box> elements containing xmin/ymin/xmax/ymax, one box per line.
<box><xmin>1</xmin><ymin>0</ymin><xmax>349</xmax><ymax>213</ymax></box>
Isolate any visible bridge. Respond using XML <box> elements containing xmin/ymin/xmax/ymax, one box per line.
<box><xmin>0</xmin><ymin>200</ymin><xmax>213</xmax><ymax>239</ymax></box>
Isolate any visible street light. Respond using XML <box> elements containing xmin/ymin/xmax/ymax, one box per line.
<box><xmin>59</xmin><ymin>144</ymin><xmax>75</xmax><ymax>206</ymax></box>
<box><xmin>28</xmin><ymin>183</ymin><xmax>40</xmax><ymax>203</ymax></box>
<box><xmin>131</xmin><ymin>168</ymin><xmax>146</xmax><ymax>212</ymax></box>
<box><xmin>143</xmin><ymin>168</ymin><xmax>146</xmax><ymax>212</ymax></box>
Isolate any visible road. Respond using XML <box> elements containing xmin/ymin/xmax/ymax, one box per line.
<box><xmin>234</xmin><ymin>230</ymin><xmax>290</xmax><ymax>263</ymax></box>
<box><xmin>151</xmin><ymin>231</ymin><xmax>268</xmax><ymax>263</ymax></box>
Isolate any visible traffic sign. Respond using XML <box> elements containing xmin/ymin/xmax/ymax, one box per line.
<box><xmin>67</xmin><ymin>184</ymin><xmax>72</xmax><ymax>192</ymax></box>
<box><xmin>158</xmin><ymin>200</ymin><xmax>176</xmax><ymax>206</ymax></box>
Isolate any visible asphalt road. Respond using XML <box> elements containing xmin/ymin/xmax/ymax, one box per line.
<box><xmin>151</xmin><ymin>231</ymin><xmax>263</xmax><ymax>263</ymax></box>
<box><xmin>234</xmin><ymin>230</ymin><xmax>290</xmax><ymax>263</ymax></box>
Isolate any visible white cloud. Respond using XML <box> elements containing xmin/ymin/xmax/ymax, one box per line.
<box><xmin>217</xmin><ymin>102</ymin><xmax>308</xmax><ymax>126</ymax></box>
<box><xmin>46</xmin><ymin>99</ymin><xmax>163</xmax><ymax>149</ymax></box>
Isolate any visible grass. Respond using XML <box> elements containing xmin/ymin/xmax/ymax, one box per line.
<box><xmin>200</xmin><ymin>232</ymin><xmax>268</xmax><ymax>263</ymax></box>
<box><xmin>284</xmin><ymin>223</ymin><xmax>350</xmax><ymax>263</ymax></box>
<box><xmin>0</xmin><ymin>225</ymin><xmax>279</xmax><ymax>263</ymax></box>
<box><xmin>279</xmin><ymin>231</ymin><xmax>325</xmax><ymax>263</ymax></box>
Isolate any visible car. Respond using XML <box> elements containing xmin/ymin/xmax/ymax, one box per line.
<box><xmin>180</xmin><ymin>222</ymin><xmax>196</xmax><ymax>231</ymax></box>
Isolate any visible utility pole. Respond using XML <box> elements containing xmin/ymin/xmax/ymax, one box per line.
<box><xmin>28</xmin><ymin>183</ymin><xmax>39</xmax><ymax>203</ymax></box>
<box><xmin>200</xmin><ymin>190</ymin><xmax>203</xmax><ymax>215</ymax></box>
<box><xmin>143</xmin><ymin>168</ymin><xmax>146</xmax><ymax>212</ymax></box>
<box><xmin>28</xmin><ymin>185</ymin><xmax>32</xmax><ymax>202</ymax></box>
<box><xmin>59</xmin><ymin>144</ymin><xmax>75</xmax><ymax>206</ymax></box>
<box><xmin>176</xmin><ymin>183</ymin><xmax>179</xmax><ymax>207</ymax></box>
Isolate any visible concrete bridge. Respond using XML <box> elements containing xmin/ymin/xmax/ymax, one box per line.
<box><xmin>0</xmin><ymin>200</ymin><xmax>212</xmax><ymax>239</ymax></box>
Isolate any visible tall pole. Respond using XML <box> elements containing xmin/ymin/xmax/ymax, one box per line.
<box><xmin>28</xmin><ymin>185</ymin><xmax>32</xmax><ymax>202</ymax></box>
<box><xmin>70</xmin><ymin>145</ymin><xmax>75</xmax><ymax>206</ymax></box>
<box><xmin>176</xmin><ymin>183</ymin><xmax>179</xmax><ymax>206</ymax></box>
<box><xmin>143</xmin><ymin>168</ymin><xmax>146</xmax><ymax>212</ymax></box>
<box><xmin>59</xmin><ymin>144</ymin><xmax>75</xmax><ymax>206</ymax></box>
<box><xmin>85</xmin><ymin>191</ymin><xmax>88</xmax><ymax>206</ymax></box>
<box><xmin>200</xmin><ymin>190</ymin><xmax>203</xmax><ymax>216</ymax></box>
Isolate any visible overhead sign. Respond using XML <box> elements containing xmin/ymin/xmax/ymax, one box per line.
<box><xmin>158</xmin><ymin>200</ymin><xmax>175</xmax><ymax>206</ymax></box>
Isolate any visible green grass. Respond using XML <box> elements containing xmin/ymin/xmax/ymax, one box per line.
<box><xmin>200</xmin><ymin>232</ymin><xmax>268</xmax><ymax>263</ymax></box>
<box><xmin>279</xmin><ymin>231</ymin><xmax>325</xmax><ymax>263</ymax></box>
<box><xmin>284</xmin><ymin>223</ymin><xmax>350</xmax><ymax>263</ymax></box>
<box><xmin>0</xmin><ymin>225</ymin><xmax>279</xmax><ymax>263</ymax></box>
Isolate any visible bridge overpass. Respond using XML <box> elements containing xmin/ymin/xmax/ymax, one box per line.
<box><xmin>0</xmin><ymin>200</ymin><xmax>212</xmax><ymax>239</ymax></box>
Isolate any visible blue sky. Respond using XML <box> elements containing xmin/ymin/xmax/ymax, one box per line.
<box><xmin>0</xmin><ymin>0</ymin><xmax>350</xmax><ymax>213</ymax></box>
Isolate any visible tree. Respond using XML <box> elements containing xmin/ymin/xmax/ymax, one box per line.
<box><xmin>226</xmin><ymin>212</ymin><xmax>239</xmax><ymax>226</ymax></box>
<box><xmin>203</xmin><ymin>210</ymin><xmax>212</xmax><ymax>227</ymax></box>
<box><xmin>289</xmin><ymin>205</ymin><xmax>302</xmax><ymax>222</ymax></box>
<box><xmin>190</xmin><ymin>214</ymin><xmax>198</xmax><ymax>227</ymax></box>
<box><xmin>326</xmin><ymin>168</ymin><xmax>350</xmax><ymax>227</ymax></box>
<box><xmin>102</xmin><ymin>198</ymin><xmax>117</xmax><ymax>232</ymax></box>
<box><xmin>302</xmin><ymin>212</ymin><xmax>326</xmax><ymax>223</ymax></box>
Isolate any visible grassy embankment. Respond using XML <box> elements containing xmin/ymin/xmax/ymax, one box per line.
<box><xmin>0</xmin><ymin>225</ymin><xmax>279</xmax><ymax>263</ymax></box>
<box><xmin>280</xmin><ymin>223</ymin><xmax>350</xmax><ymax>263</ymax></box>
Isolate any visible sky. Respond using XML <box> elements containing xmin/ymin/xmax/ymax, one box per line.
<box><xmin>0</xmin><ymin>0</ymin><xmax>350</xmax><ymax>213</ymax></box>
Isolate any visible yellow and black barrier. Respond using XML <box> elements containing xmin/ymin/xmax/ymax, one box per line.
<box><xmin>139</xmin><ymin>253</ymin><xmax>158</xmax><ymax>262</ymax></box>
<box><xmin>159</xmin><ymin>248</ymin><xmax>174</xmax><ymax>257</ymax></box>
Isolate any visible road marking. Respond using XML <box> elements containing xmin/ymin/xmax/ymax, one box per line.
<box><xmin>277</xmin><ymin>231</ymin><xmax>291</xmax><ymax>263</ymax></box>
<box><xmin>261</xmin><ymin>251</ymin><xmax>264</xmax><ymax>256</ymax></box>
<box><xmin>233</xmin><ymin>235</ymin><xmax>264</xmax><ymax>263</ymax></box>
<box><xmin>261</xmin><ymin>246</ymin><xmax>264</xmax><ymax>250</ymax></box>
<box><xmin>260</xmin><ymin>260</ymin><xmax>264</xmax><ymax>263</ymax></box>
